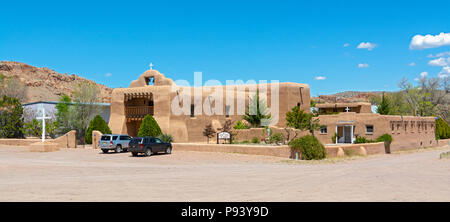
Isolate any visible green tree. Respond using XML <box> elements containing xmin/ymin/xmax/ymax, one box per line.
<box><xmin>0</xmin><ymin>96</ymin><xmax>24</xmax><ymax>138</ymax></box>
<box><xmin>242</xmin><ymin>90</ymin><xmax>271</xmax><ymax>128</ymax></box>
<box><xmin>138</xmin><ymin>115</ymin><xmax>162</xmax><ymax>137</ymax></box>
<box><xmin>233</xmin><ymin>120</ymin><xmax>249</xmax><ymax>130</ymax></box>
<box><xmin>285</xmin><ymin>106</ymin><xmax>322</xmax><ymax>136</ymax></box>
<box><xmin>436</xmin><ymin>118</ymin><xmax>450</xmax><ymax>140</ymax></box>
<box><xmin>55</xmin><ymin>94</ymin><xmax>72</xmax><ymax>134</ymax></box>
<box><xmin>377</xmin><ymin>92</ymin><xmax>391</xmax><ymax>115</ymax></box>
<box><xmin>85</xmin><ymin>115</ymin><xmax>111</xmax><ymax>144</ymax></box>
<box><xmin>24</xmin><ymin>119</ymin><xmax>41</xmax><ymax>137</ymax></box>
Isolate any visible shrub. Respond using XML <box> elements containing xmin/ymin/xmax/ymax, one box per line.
<box><xmin>157</xmin><ymin>133</ymin><xmax>174</xmax><ymax>143</ymax></box>
<box><xmin>377</xmin><ymin>133</ymin><xmax>393</xmax><ymax>154</ymax></box>
<box><xmin>331</xmin><ymin>132</ymin><xmax>337</xmax><ymax>143</ymax></box>
<box><xmin>270</xmin><ymin>133</ymin><xmax>284</xmax><ymax>144</ymax></box>
<box><xmin>233</xmin><ymin>120</ymin><xmax>249</xmax><ymax>130</ymax></box>
<box><xmin>138</xmin><ymin>115</ymin><xmax>162</xmax><ymax>137</ymax></box>
<box><xmin>251</xmin><ymin>137</ymin><xmax>259</xmax><ymax>144</ymax></box>
<box><xmin>436</xmin><ymin>118</ymin><xmax>450</xmax><ymax>140</ymax></box>
<box><xmin>85</xmin><ymin>115</ymin><xmax>112</xmax><ymax>144</ymax></box>
<box><xmin>0</xmin><ymin>96</ymin><xmax>24</xmax><ymax>138</ymax></box>
<box><xmin>288</xmin><ymin>135</ymin><xmax>326</xmax><ymax>160</ymax></box>
<box><xmin>354</xmin><ymin>136</ymin><xmax>376</xmax><ymax>144</ymax></box>
<box><xmin>376</xmin><ymin>134</ymin><xmax>393</xmax><ymax>143</ymax></box>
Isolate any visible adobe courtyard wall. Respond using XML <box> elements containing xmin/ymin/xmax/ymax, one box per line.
<box><xmin>0</xmin><ymin>130</ymin><xmax>77</xmax><ymax>148</ymax></box>
<box><xmin>232</xmin><ymin>127</ymin><xmax>309</xmax><ymax>144</ymax></box>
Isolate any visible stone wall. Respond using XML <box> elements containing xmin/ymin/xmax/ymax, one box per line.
<box><xmin>232</xmin><ymin>127</ymin><xmax>309</xmax><ymax>143</ymax></box>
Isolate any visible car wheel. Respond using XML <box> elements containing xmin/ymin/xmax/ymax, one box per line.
<box><xmin>115</xmin><ymin>145</ymin><xmax>122</xmax><ymax>153</ymax></box>
<box><xmin>145</xmin><ymin>148</ymin><xmax>152</xmax><ymax>157</ymax></box>
<box><xmin>166</xmin><ymin>146</ymin><xmax>172</xmax><ymax>154</ymax></box>
<box><xmin>132</xmin><ymin>152</ymin><xmax>138</xmax><ymax>157</ymax></box>
<box><xmin>102</xmin><ymin>149</ymin><xmax>108</xmax><ymax>153</ymax></box>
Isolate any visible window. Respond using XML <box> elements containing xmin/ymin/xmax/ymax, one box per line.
<box><xmin>112</xmin><ymin>136</ymin><xmax>118</xmax><ymax>140</ymax></box>
<box><xmin>190</xmin><ymin>105</ymin><xmax>195</xmax><ymax>117</ymax></box>
<box><xmin>320</xmin><ymin>126</ymin><xmax>327</xmax><ymax>134</ymax></box>
<box><xmin>366</xmin><ymin>125</ymin><xmax>374</xmax><ymax>134</ymax></box>
<box><xmin>119</xmin><ymin>136</ymin><xmax>128</xmax><ymax>140</ymax></box>
<box><xmin>391</xmin><ymin>124</ymin><xmax>394</xmax><ymax>131</ymax></box>
<box><xmin>155</xmin><ymin>138</ymin><xmax>162</xmax><ymax>144</ymax></box>
<box><xmin>225</xmin><ymin>105</ymin><xmax>230</xmax><ymax>118</ymax></box>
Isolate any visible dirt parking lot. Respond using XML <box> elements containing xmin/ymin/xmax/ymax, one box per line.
<box><xmin>0</xmin><ymin>144</ymin><xmax>449</xmax><ymax>201</ymax></box>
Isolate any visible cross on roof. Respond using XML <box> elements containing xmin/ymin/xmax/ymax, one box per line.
<box><xmin>36</xmin><ymin>105</ymin><xmax>52</xmax><ymax>142</ymax></box>
<box><xmin>149</xmin><ymin>62</ymin><xmax>154</xmax><ymax>70</ymax></box>
<box><xmin>345</xmin><ymin>107</ymin><xmax>350</xmax><ymax>112</ymax></box>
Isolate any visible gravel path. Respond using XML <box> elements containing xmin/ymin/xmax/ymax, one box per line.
<box><xmin>0</xmin><ymin>145</ymin><xmax>449</xmax><ymax>201</ymax></box>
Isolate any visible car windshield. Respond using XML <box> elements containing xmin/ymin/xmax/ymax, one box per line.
<box><xmin>130</xmin><ymin>138</ymin><xmax>142</xmax><ymax>144</ymax></box>
<box><xmin>100</xmin><ymin>135</ymin><xmax>111</xmax><ymax>141</ymax></box>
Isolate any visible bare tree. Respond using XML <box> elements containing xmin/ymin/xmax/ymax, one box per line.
<box><xmin>71</xmin><ymin>81</ymin><xmax>101</xmax><ymax>145</ymax></box>
<box><xmin>0</xmin><ymin>74</ymin><xmax>27</xmax><ymax>102</ymax></box>
<box><xmin>203</xmin><ymin>124</ymin><xmax>216</xmax><ymax>144</ymax></box>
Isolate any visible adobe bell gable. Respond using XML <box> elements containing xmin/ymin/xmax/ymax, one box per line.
<box><xmin>129</xmin><ymin>69</ymin><xmax>174</xmax><ymax>88</ymax></box>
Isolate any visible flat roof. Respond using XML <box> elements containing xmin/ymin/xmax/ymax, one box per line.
<box><xmin>316</xmin><ymin>102</ymin><xmax>371</xmax><ymax>108</ymax></box>
<box><xmin>22</xmin><ymin>101</ymin><xmax>110</xmax><ymax>106</ymax></box>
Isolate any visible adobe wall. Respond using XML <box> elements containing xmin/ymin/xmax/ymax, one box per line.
<box><xmin>0</xmin><ymin>130</ymin><xmax>77</xmax><ymax>148</ymax></box>
<box><xmin>172</xmin><ymin>141</ymin><xmax>387</xmax><ymax>158</ymax></box>
<box><xmin>232</xmin><ymin>127</ymin><xmax>309</xmax><ymax>144</ymax></box>
<box><xmin>315</xmin><ymin>113</ymin><xmax>437</xmax><ymax>151</ymax></box>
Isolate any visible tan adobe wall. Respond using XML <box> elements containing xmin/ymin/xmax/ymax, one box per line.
<box><xmin>232</xmin><ymin>127</ymin><xmax>309</xmax><ymax>144</ymax></box>
<box><xmin>0</xmin><ymin>130</ymin><xmax>77</xmax><ymax>148</ymax></box>
<box><xmin>315</xmin><ymin>113</ymin><xmax>437</xmax><ymax>151</ymax></box>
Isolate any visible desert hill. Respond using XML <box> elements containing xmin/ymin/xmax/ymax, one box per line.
<box><xmin>312</xmin><ymin>91</ymin><xmax>383</xmax><ymax>104</ymax></box>
<box><xmin>0</xmin><ymin>61</ymin><xmax>112</xmax><ymax>103</ymax></box>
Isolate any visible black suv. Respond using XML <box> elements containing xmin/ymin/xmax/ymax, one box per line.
<box><xmin>129</xmin><ymin>137</ymin><xmax>172</xmax><ymax>157</ymax></box>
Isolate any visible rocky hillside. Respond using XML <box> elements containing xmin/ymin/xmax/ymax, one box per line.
<box><xmin>313</xmin><ymin>91</ymin><xmax>383</xmax><ymax>104</ymax></box>
<box><xmin>0</xmin><ymin>61</ymin><xmax>112</xmax><ymax>103</ymax></box>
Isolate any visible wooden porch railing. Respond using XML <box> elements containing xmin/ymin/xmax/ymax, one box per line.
<box><xmin>125</xmin><ymin>106</ymin><xmax>154</xmax><ymax>118</ymax></box>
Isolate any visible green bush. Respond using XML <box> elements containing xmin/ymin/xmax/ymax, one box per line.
<box><xmin>0</xmin><ymin>96</ymin><xmax>24</xmax><ymax>138</ymax></box>
<box><xmin>233</xmin><ymin>120</ymin><xmax>249</xmax><ymax>130</ymax></box>
<box><xmin>436</xmin><ymin>118</ymin><xmax>450</xmax><ymax>140</ymax></box>
<box><xmin>331</xmin><ymin>132</ymin><xmax>337</xmax><ymax>143</ymax></box>
<box><xmin>85</xmin><ymin>115</ymin><xmax>112</xmax><ymax>144</ymax></box>
<box><xmin>288</xmin><ymin>135</ymin><xmax>326</xmax><ymax>160</ymax></box>
<box><xmin>157</xmin><ymin>133</ymin><xmax>174</xmax><ymax>143</ymax></box>
<box><xmin>270</xmin><ymin>133</ymin><xmax>284</xmax><ymax>144</ymax></box>
<box><xmin>376</xmin><ymin>134</ymin><xmax>393</xmax><ymax>143</ymax></box>
<box><xmin>354</xmin><ymin>136</ymin><xmax>376</xmax><ymax>144</ymax></box>
<box><xmin>251</xmin><ymin>137</ymin><xmax>259</xmax><ymax>144</ymax></box>
<box><xmin>138</xmin><ymin>115</ymin><xmax>162</xmax><ymax>137</ymax></box>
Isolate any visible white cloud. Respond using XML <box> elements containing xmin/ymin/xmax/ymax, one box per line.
<box><xmin>414</xmin><ymin>72</ymin><xmax>428</xmax><ymax>81</ymax></box>
<box><xmin>410</xmin><ymin>32</ymin><xmax>450</xmax><ymax>50</ymax></box>
<box><xmin>409</xmin><ymin>62</ymin><xmax>416</xmax><ymax>66</ymax></box>
<box><xmin>357</xmin><ymin>42</ymin><xmax>376</xmax><ymax>51</ymax></box>
<box><xmin>314</xmin><ymin>76</ymin><xmax>326</xmax><ymax>80</ymax></box>
<box><xmin>358</xmin><ymin>63</ymin><xmax>369</xmax><ymax>68</ymax></box>
<box><xmin>105</xmin><ymin>72</ymin><xmax>112</xmax><ymax>77</ymax></box>
<box><xmin>438</xmin><ymin>66</ymin><xmax>449</xmax><ymax>78</ymax></box>
<box><xmin>427</xmin><ymin>51</ymin><xmax>450</xmax><ymax>58</ymax></box>
<box><xmin>428</xmin><ymin>57</ymin><xmax>450</xmax><ymax>66</ymax></box>
<box><xmin>343</xmin><ymin>43</ymin><xmax>350</xmax><ymax>47</ymax></box>
<box><xmin>420</xmin><ymin>72</ymin><xmax>428</xmax><ymax>78</ymax></box>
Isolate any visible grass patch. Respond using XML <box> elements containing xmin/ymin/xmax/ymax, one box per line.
<box><xmin>440</xmin><ymin>151</ymin><xmax>450</xmax><ymax>159</ymax></box>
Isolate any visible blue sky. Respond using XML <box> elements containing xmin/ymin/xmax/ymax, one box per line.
<box><xmin>1</xmin><ymin>0</ymin><xmax>450</xmax><ymax>96</ymax></box>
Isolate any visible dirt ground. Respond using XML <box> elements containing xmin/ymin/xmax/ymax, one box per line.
<box><xmin>0</xmin><ymin>145</ymin><xmax>449</xmax><ymax>201</ymax></box>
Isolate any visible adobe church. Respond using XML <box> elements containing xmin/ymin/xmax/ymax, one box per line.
<box><xmin>108</xmin><ymin>68</ymin><xmax>436</xmax><ymax>150</ymax></box>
